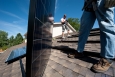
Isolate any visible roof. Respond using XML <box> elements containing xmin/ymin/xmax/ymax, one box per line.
<box><xmin>0</xmin><ymin>28</ymin><xmax>115</xmax><ymax>77</ymax></box>
<box><xmin>43</xmin><ymin>28</ymin><xmax>115</xmax><ymax>77</ymax></box>
<box><xmin>0</xmin><ymin>43</ymin><xmax>26</xmax><ymax>77</ymax></box>
<box><xmin>53</xmin><ymin>22</ymin><xmax>62</xmax><ymax>24</ymax></box>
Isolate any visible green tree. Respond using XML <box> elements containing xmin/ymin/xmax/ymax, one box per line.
<box><xmin>14</xmin><ymin>33</ymin><xmax>24</xmax><ymax>45</ymax></box>
<box><xmin>0</xmin><ymin>30</ymin><xmax>8</xmax><ymax>50</ymax></box>
<box><xmin>9</xmin><ymin>35</ymin><xmax>15</xmax><ymax>46</ymax></box>
<box><xmin>67</xmin><ymin>18</ymin><xmax>80</xmax><ymax>31</ymax></box>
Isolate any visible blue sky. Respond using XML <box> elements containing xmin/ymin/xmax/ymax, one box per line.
<box><xmin>55</xmin><ymin>0</ymin><xmax>100</xmax><ymax>28</ymax></box>
<box><xmin>0</xmin><ymin>0</ymin><xmax>114</xmax><ymax>37</ymax></box>
<box><xmin>0</xmin><ymin>0</ymin><xmax>29</xmax><ymax>38</ymax></box>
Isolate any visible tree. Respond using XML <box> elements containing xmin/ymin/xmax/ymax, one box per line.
<box><xmin>67</xmin><ymin>18</ymin><xmax>80</xmax><ymax>31</ymax></box>
<box><xmin>14</xmin><ymin>33</ymin><xmax>24</xmax><ymax>45</ymax></box>
<box><xmin>9</xmin><ymin>35</ymin><xmax>15</xmax><ymax>46</ymax></box>
<box><xmin>0</xmin><ymin>30</ymin><xmax>8</xmax><ymax>47</ymax></box>
<box><xmin>0</xmin><ymin>30</ymin><xmax>8</xmax><ymax>50</ymax></box>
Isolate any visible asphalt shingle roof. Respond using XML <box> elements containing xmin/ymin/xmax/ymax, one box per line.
<box><xmin>0</xmin><ymin>28</ymin><xmax>115</xmax><ymax>77</ymax></box>
<box><xmin>44</xmin><ymin>28</ymin><xmax>115</xmax><ymax>77</ymax></box>
<box><xmin>0</xmin><ymin>43</ymin><xmax>26</xmax><ymax>77</ymax></box>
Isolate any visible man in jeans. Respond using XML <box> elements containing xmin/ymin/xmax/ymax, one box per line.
<box><xmin>61</xmin><ymin>14</ymin><xmax>71</xmax><ymax>39</ymax></box>
<box><xmin>69</xmin><ymin>0</ymin><xmax>115</xmax><ymax>72</ymax></box>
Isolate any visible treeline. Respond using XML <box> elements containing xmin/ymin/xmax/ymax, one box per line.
<box><xmin>0</xmin><ymin>30</ymin><xmax>24</xmax><ymax>50</ymax></box>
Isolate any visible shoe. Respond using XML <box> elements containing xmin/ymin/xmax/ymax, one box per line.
<box><xmin>62</xmin><ymin>36</ymin><xmax>65</xmax><ymax>39</ymax></box>
<box><xmin>68</xmin><ymin>50</ymin><xmax>84</xmax><ymax>58</ymax></box>
<box><xmin>67</xmin><ymin>34</ymin><xmax>71</xmax><ymax>37</ymax></box>
<box><xmin>91</xmin><ymin>58</ymin><xmax>113</xmax><ymax>73</ymax></box>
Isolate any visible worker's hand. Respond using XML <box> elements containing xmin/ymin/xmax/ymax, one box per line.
<box><xmin>105</xmin><ymin>0</ymin><xmax>115</xmax><ymax>8</ymax></box>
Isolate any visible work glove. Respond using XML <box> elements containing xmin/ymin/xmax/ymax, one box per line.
<box><xmin>105</xmin><ymin>0</ymin><xmax>115</xmax><ymax>8</ymax></box>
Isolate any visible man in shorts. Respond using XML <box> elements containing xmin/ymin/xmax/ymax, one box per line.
<box><xmin>61</xmin><ymin>14</ymin><xmax>71</xmax><ymax>39</ymax></box>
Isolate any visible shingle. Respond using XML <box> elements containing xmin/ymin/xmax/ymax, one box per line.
<box><xmin>78</xmin><ymin>60</ymin><xmax>89</xmax><ymax>68</ymax></box>
<box><xmin>78</xmin><ymin>67</ymin><xmax>89</xmax><ymax>76</ymax></box>
<box><xmin>94</xmin><ymin>73</ymin><xmax>102</xmax><ymax>77</ymax></box>
<box><xmin>111</xmin><ymin>61</ymin><xmax>115</xmax><ymax>68</ymax></box>
<box><xmin>105</xmin><ymin>74</ymin><xmax>113</xmax><ymax>77</ymax></box>
<box><xmin>0</xmin><ymin>43</ymin><xmax>26</xmax><ymax>77</ymax></box>
<box><xmin>67</xmin><ymin>63</ymin><xmax>77</xmax><ymax>70</ymax></box>
<box><xmin>113</xmin><ymin>68</ymin><xmax>115</xmax><ymax>77</ymax></box>
<box><xmin>52</xmin><ymin>63</ymin><xmax>63</xmax><ymax>72</ymax></box>
<box><xmin>85</xmin><ymin>69</ymin><xmax>95</xmax><ymax>77</ymax></box>
<box><xmin>62</xmin><ymin>69</ymin><xmax>74</xmax><ymax>77</ymax></box>
<box><xmin>73</xmin><ymin>64</ymin><xmax>81</xmax><ymax>73</ymax></box>
<box><xmin>68</xmin><ymin>71</ymin><xmax>79</xmax><ymax>77</ymax></box>
<box><xmin>45</xmin><ymin>68</ymin><xmax>57</xmax><ymax>77</ymax></box>
<box><xmin>103</xmin><ymin>67</ymin><xmax>114</xmax><ymax>76</ymax></box>
<box><xmin>51</xmin><ymin>72</ymin><xmax>63</xmax><ymax>77</ymax></box>
<box><xmin>62</xmin><ymin>60</ymin><xmax>71</xmax><ymax>67</ymax></box>
<box><xmin>58</xmin><ymin>66</ymin><xmax>68</xmax><ymax>75</ymax></box>
<box><xmin>101</xmin><ymin>73</ymin><xmax>106</xmax><ymax>77</ymax></box>
<box><xmin>77</xmin><ymin>74</ymin><xmax>85</xmax><ymax>77</ymax></box>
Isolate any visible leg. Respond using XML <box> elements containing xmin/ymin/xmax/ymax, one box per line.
<box><xmin>92</xmin><ymin>0</ymin><xmax>115</xmax><ymax>72</ymax></box>
<box><xmin>62</xmin><ymin>24</ymin><xmax>66</xmax><ymax>38</ymax></box>
<box><xmin>64</xmin><ymin>24</ymin><xmax>71</xmax><ymax>36</ymax></box>
<box><xmin>95</xmin><ymin>0</ymin><xmax>115</xmax><ymax>59</ymax></box>
<box><xmin>68</xmin><ymin>11</ymin><xmax>96</xmax><ymax>58</ymax></box>
<box><xmin>77</xmin><ymin>11</ymin><xmax>96</xmax><ymax>53</ymax></box>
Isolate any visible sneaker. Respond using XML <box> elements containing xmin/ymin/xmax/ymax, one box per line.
<box><xmin>91</xmin><ymin>58</ymin><xmax>113</xmax><ymax>73</ymax></box>
<box><xmin>67</xmin><ymin>34</ymin><xmax>71</xmax><ymax>37</ymax></box>
<box><xmin>68</xmin><ymin>50</ymin><xmax>84</xmax><ymax>58</ymax></box>
<box><xmin>62</xmin><ymin>36</ymin><xmax>65</xmax><ymax>39</ymax></box>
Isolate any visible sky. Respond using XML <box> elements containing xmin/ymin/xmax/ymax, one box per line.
<box><xmin>0</xmin><ymin>0</ymin><xmax>114</xmax><ymax>38</ymax></box>
<box><xmin>0</xmin><ymin>0</ymin><xmax>30</xmax><ymax>38</ymax></box>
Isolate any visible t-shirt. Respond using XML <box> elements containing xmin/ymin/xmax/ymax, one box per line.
<box><xmin>61</xmin><ymin>18</ymin><xmax>66</xmax><ymax>24</ymax></box>
<box><xmin>48</xmin><ymin>16</ymin><xmax>54</xmax><ymax>24</ymax></box>
<box><xmin>48</xmin><ymin>17</ymin><xmax>54</xmax><ymax>21</ymax></box>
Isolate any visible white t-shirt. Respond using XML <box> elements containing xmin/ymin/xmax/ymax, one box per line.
<box><xmin>61</xmin><ymin>18</ymin><xmax>66</xmax><ymax>23</ymax></box>
<box><xmin>48</xmin><ymin>17</ymin><xmax>54</xmax><ymax>21</ymax></box>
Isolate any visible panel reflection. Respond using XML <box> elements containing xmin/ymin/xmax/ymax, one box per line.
<box><xmin>26</xmin><ymin>0</ymin><xmax>56</xmax><ymax>77</ymax></box>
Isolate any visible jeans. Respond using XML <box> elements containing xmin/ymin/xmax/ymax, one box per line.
<box><xmin>77</xmin><ymin>0</ymin><xmax>115</xmax><ymax>59</ymax></box>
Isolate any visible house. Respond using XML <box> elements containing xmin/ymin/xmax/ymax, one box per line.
<box><xmin>53</xmin><ymin>22</ymin><xmax>76</xmax><ymax>37</ymax></box>
<box><xmin>24</xmin><ymin>22</ymin><xmax>76</xmax><ymax>43</ymax></box>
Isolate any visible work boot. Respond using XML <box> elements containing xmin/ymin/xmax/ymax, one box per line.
<box><xmin>92</xmin><ymin>58</ymin><xmax>113</xmax><ymax>73</ymax></box>
<box><xmin>68</xmin><ymin>50</ymin><xmax>84</xmax><ymax>58</ymax></box>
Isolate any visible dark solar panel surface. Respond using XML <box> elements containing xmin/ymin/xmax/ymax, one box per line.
<box><xmin>5</xmin><ymin>46</ymin><xmax>26</xmax><ymax>63</ymax></box>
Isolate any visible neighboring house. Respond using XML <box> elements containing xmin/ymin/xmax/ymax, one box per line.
<box><xmin>23</xmin><ymin>22</ymin><xmax>76</xmax><ymax>43</ymax></box>
<box><xmin>53</xmin><ymin>22</ymin><xmax>76</xmax><ymax>37</ymax></box>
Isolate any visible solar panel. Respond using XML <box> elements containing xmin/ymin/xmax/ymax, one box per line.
<box><xmin>5</xmin><ymin>46</ymin><xmax>26</xmax><ymax>63</ymax></box>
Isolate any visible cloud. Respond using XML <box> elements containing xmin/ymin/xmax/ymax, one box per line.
<box><xmin>55</xmin><ymin>0</ymin><xmax>58</xmax><ymax>13</ymax></box>
<box><xmin>0</xmin><ymin>20</ymin><xmax>27</xmax><ymax>38</ymax></box>
<box><xmin>55</xmin><ymin>0</ymin><xmax>58</xmax><ymax>10</ymax></box>
<box><xmin>0</xmin><ymin>10</ymin><xmax>25</xmax><ymax>20</ymax></box>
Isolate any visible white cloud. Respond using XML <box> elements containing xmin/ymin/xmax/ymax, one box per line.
<box><xmin>55</xmin><ymin>0</ymin><xmax>58</xmax><ymax>10</ymax></box>
<box><xmin>0</xmin><ymin>10</ymin><xmax>25</xmax><ymax>20</ymax></box>
<box><xmin>0</xmin><ymin>20</ymin><xmax>27</xmax><ymax>38</ymax></box>
<box><xmin>0</xmin><ymin>10</ymin><xmax>28</xmax><ymax>37</ymax></box>
<box><xmin>55</xmin><ymin>0</ymin><xmax>58</xmax><ymax>13</ymax></box>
